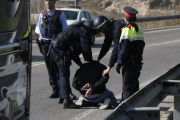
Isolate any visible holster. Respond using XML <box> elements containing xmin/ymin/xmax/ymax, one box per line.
<box><xmin>126</xmin><ymin>54</ymin><xmax>142</xmax><ymax>64</ymax></box>
<box><xmin>56</xmin><ymin>51</ymin><xmax>71</xmax><ymax>69</ymax></box>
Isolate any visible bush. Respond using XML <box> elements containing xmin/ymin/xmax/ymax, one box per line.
<box><xmin>105</xmin><ymin>1</ymin><xmax>112</xmax><ymax>8</ymax></box>
<box><xmin>175</xmin><ymin>0</ymin><xmax>179</xmax><ymax>5</ymax></box>
<box><xmin>164</xmin><ymin>0</ymin><xmax>172</xmax><ymax>7</ymax></box>
<box><xmin>149</xmin><ymin>0</ymin><xmax>163</xmax><ymax>9</ymax></box>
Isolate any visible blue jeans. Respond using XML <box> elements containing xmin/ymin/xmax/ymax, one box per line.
<box><xmin>82</xmin><ymin>89</ymin><xmax>117</xmax><ymax>108</ymax></box>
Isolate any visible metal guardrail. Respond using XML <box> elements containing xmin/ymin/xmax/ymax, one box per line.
<box><xmin>31</xmin><ymin>15</ymin><xmax>180</xmax><ymax>30</ymax></box>
<box><xmin>105</xmin><ymin>63</ymin><xmax>180</xmax><ymax>120</ymax></box>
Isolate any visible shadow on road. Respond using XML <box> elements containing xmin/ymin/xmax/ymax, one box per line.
<box><xmin>91</xmin><ymin>44</ymin><xmax>114</xmax><ymax>48</ymax></box>
<box><xmin>32</xmin><ymin>55</ymin><xmax>44</xmax><ymax>62</ymax></box>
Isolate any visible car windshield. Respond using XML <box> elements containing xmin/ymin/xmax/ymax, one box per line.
<box><xmin>61</xmin><ymin>10</ymin><xmax>78</xmax><ymax>20</ymax></box>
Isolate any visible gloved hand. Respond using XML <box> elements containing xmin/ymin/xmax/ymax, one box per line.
<box><xmin>116</xmin><ymin>63</ymin><xmax>122</xmax><ymax>74</ymax></box>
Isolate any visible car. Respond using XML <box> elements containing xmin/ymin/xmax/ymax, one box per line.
<box><xmin>56</xmin><ymin>5</ymin><xmax>95</xmax><ymax>45</ymax></box>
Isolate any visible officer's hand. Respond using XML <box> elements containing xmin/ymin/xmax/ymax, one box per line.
<box><xmin>116</xmin><ymin>63</ymin><xmax>122</xmax><ymax>74</ymax></box>
<box><xmin>102</xmin><ymin>66</ymin><xmax>111</xmax><ymax>76</ymax></box>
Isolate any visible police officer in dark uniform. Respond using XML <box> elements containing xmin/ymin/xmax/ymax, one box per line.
<box><xmin>116</xmin><ymin>6</ymin><xmax>145</xmax><ymax>101</ymax></box>
<box><xmin>93</xmin><ymin>16</ymin><xmax>126</xmax><ymax>76</ymax></box>
<box><xmin>35</xmin><ymin>0</ymin><xmax>68</xmax><ymax>98</ymax></box>
<box><xmin>50</xmin><ymin>20</ymin><xmax>94</xmax><ymax>109</ymax></box>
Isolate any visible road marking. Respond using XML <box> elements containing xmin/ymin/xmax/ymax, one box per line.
<box><xmin>145</xmin><ymin>27</ymin><xmax>180</xmax><ymax>34</ymax></box>
<box><xmin>146</xmin><ymin>39</ymin><xmax>180</xmax><ymax>47</ymax></box>
<box><xmin>32</xmin><ymin>39</ymin><xmax>180</xmax><ymax>66</ymax></box>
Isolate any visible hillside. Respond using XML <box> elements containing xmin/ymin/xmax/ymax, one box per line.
<box><xmin>30</xmin><ymin>0</ymin><xmax>180</xmax><ymax>19</ymax></box>
<box><xmin>101</xmin><ymin>0</ymin><xmax>180</xmax><ymax>17</ymax></box>
<box><xmin>30</xmin><ymin>0</ymin><xmax>180</xmax><ymax>29</ymax></box>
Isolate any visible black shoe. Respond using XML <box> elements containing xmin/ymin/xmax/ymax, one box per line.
<box><xmin>49</xmin><ymin>93</ymin><xmax>59</xmax><ymax>98</ymax></box>
<box><xmin>69</xmin><ymin>93</ymin><xmax>77</xmax><ymax>100</ymax></box>
<box><xmin>111</xmin><ymin>103</ymin><xmax>119</xmax><ymax>109</ymax></box>
<box><xmin>58</xmin><ymin>98</ymin><xmax>64</xmax><ymax>104</ymax></box>
<box><xmin>62</xmin><ymin>99</ymin><xmax>80</xmax><ymax>109</ymax></box>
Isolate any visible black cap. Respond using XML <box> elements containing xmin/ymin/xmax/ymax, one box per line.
<box><xmin>124</xmin><ymin>6</ymin><xmax>138</xmax><ymax>15</ymax></box>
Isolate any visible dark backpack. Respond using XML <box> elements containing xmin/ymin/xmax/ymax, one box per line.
<box><xmin>52</xmin><ymin>22</ymin><xmax>85</xmax><ymax>60</ymax></box>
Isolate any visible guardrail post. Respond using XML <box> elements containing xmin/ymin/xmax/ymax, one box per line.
<box><xmin>161</xmin><ymin>80</ymin><xmax>180</xmax><ymax>120</ymax></box>
<box><xmin>174</xmin><ymin>96</ymin><xmax>180</xmax><ymax>120</ymax></box>
<box><xmin>154</xmin><ymin>21</ymin><xmax>156</xmax><ymax>28</ymax></box>
<box><xmin>174</xmin><ymin>19</ymin><xmax>176</xmax><ymax>26</ymax></box>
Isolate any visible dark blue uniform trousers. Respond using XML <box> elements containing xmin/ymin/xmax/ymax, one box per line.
<box><xmin>121</xmin><ymin>63</ymin><xmax>142</xmax><ymax>100</ymax></box>
<box><xmin>41</xmin><ymin>42</ymin><xmax>59</xmax><ymax>94</ymax></box>
<box><xmin>50</xmin><ymin>47</ymin><xmax>72</xmax><ymax>99</ymax></box>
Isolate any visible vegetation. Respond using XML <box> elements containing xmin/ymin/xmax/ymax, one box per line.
<box><xmin>149</xmin><ymin>0</ymin><xmax>172</xmax><ymax>9</ymax></box>
<box><xmin>175</xmin><ymin>0</ymin><xmax>179</xmax><ymax>5</ymax></box>
<box><xmin>105</xmin><ymin>1</ymin><xmax>112</xmax><ymax>8</ymax></box>
<box><xmin>164</xmin><ymin>0</ymin><xmax>172</xmax><ymax>7</ymax></box>
<box><xmin>149</xmin><ymin>0</ymin><xmax>163</xmax><ymax>9</ymax></box>
<box><xmin>30</xmin><ymin>0</ymin><xmax>180</xmax><ymax>36</ymax></box>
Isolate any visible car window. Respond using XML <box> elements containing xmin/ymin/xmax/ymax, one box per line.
<box><xmin>84</xmin><ymin>11</ymin><xmax>90</xmax><ymax>19</ymax></box>
<box><xmin>87</xmin><ymin>12</ymin><xmax>92</xmax><ymax>19</ymax></box>
<box><xmin>79</xmin><ymin>11</ymin><xmax>86</xmax><ymax>19</ymax></box>
<box><xmin>61</xmin><ymin>10</ymin><xmax>78</xmax><ymax>20</ymax></box>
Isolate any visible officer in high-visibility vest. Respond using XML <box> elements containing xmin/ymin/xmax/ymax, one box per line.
<box><xmin>116</xmin><ymin>6</ymin><xmax>145</xmax><ymax>101</ymax></box>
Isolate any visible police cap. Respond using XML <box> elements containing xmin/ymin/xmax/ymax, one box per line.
<box><xmin>123</xmin><ymin>6</ymin><xmax>138</xmax><ymax>18</ymax></box>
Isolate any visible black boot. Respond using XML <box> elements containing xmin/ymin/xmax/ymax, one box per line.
<box><xmin>62</xmin><ymin>98</ymin><xmax>80</xmax><ymax>109</ymax></box>
<box><xmin>58</xmin><ymin>98</ymin><xmax>64</xmax><ymax>104</ymax></box>
<box><xmin>49</xmin><ymin>93</ymin><xmax>59</xmax><ymax>98</ymax></box>
<box><xmin>69</xmin><ymin>93</ymin><xmax>77</xmax><ymax>100</ymax></box>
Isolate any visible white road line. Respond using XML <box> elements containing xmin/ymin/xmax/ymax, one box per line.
<box><xmin>144</xmin><ymin>27</ymin><xmax>180</xmax><ymax>34</ymax></box>
<box><xmin>146</xmin><ymin>39</ymin><xmax>180</xmax><ymax>47</ymax></box>
<box><xmin>32</xmin><ymin>39</ymin><xmax>180</xmax><ymax>66</ymax></box>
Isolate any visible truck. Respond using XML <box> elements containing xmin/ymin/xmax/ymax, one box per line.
<box><xmin>0</xmin><ymin>0</ymin><xmax>31</xmax><ymax>120</ymax></box>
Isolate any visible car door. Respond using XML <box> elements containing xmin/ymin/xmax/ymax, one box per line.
<box><xmin>84</xmin><ymin>11</ymin><xmax>90</xmax><ymax>20</ymax></box>
<box><xmin>79</xmin><ymin>10</ymin><xmax>86</xmax><ymax>22</ymax></box>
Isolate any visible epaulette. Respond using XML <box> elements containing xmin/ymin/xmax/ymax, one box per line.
<box><xmin>127</xmin><ymin>24</ymin><xmax>132</xmax><ymax>29</ymax></box>
<box><xmin>42</xmin><ymin>11</ymin><xmax>47</xmax><ymax>15</ymax></box>
<box><xmin>55</xmin><ymin>10</ymin><xmax>61</xmax><ymax>15</ymax></box>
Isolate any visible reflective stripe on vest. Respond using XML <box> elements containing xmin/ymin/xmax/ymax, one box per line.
<box><xmin>119</xmin><ymin>25</ymin><xmax>144</xmax><ymax>43</ymax></box>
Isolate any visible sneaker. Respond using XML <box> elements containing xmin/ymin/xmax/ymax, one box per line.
<box><xmin>99</xmin><ymin>98</ymin><xmax>110</xmax><ymax>110</ymax></box>
<box><xmin>75</xmin><ymin>96</ymin><xmax>84</xmax><ymax>106</ymax></box>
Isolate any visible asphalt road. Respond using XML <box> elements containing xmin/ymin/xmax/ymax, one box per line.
<box><xmin>30</xmin><ymin>26</ymin><xmax>180</xmax><ymax>120</ymax></box>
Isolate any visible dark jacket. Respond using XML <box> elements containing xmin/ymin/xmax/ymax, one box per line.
<box><xmin>98</xmin><ymin>20</ymin><xmax>125</xmax><ymax>68</ymax></box>
<box><xmin>72</xmin><ymin>61</ymin><xmax>109</xmax><ymax>95</ymax></box>
<box><xmin>54</xmin><ymin>26</ymin><xmax>93</xmax><ymax>66</ymax></box>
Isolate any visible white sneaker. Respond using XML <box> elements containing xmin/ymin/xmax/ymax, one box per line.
<box><xmin>99</xmin><ymin>98</ymin><xmax>110</xmax><ymax>110</ymax></box>
<box><xmin>75</xmin><ymin>96</ymin><xmax>84</xmax><ymax>106</ymax></box>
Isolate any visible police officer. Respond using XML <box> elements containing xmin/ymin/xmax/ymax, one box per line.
<box><xmin>50</xmin><ymin>20</ymin><xmax>94</xmax><ymax>109</ymax></box>
<box><xmin>116</xmin><ymin>6</ymin><xmax>145</xmax><ymax>101</ymax></box>
<box><xmin>93</xmin><ymin>16</ymin><xmax>125</xmax><ymax>75</ymax></box>
<box><xmin>35</xmin><ymin>0</ymin><xmax>68</xmax><ymax>98</ymax></box>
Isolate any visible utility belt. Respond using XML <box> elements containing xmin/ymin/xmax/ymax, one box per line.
<box><xmin>41</xmin><ymin>39</ymin><xmax>52</xmax><ymax>45</ymax></box>
<box><xmin>126</xmin><ymin>54</ymin><xmax>143</xmax><ymax>64</ymax></box>
<box><xmin>55</xmin><ymin>50</ymin><xmax>71</xmax><ymax>68</ymax></box>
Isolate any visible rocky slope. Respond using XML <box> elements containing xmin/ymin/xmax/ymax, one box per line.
<box><xmin>101</xmin><ymin>0</ymin><xmax>179</xmax><ymax>16</ymax></box>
